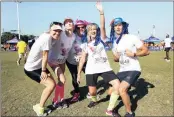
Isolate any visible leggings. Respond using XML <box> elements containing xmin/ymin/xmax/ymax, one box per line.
<box><xmin>66</xmin><ymin>61</ymin><xmax>86</xmax><ymax>93</ymax></box>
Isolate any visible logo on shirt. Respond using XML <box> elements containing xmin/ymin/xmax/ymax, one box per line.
<box><xmin>74</xmin><ymin>46</ymin><xmax>82</xmax><ymax>55</ymax></box>
<box><xmin>61</xmin><ymin>48</ymin><xmax>66</xmax><ymax>56</ymax></box>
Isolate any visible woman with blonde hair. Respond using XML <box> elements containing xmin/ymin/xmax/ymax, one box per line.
<box><xmin>77</xmin><ymin>2</ymin><xmax>120</xmax><ymax>116</ymax></box>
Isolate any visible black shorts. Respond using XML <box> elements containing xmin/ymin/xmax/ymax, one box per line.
<box><xmin>117</xmin><ymin>71</ymin><xmax>141</xmax><ymax>85</ymax></box>
<box><xmin>86</xmin><ymin>71</ymin><xmax>118</xmax><ymax>86</ymax></box>
<box><xmin>165</xmin><ymin>47</ymin><xmax>171</xmax><ymax>52</ymax></box>
<box><xmin>24</xmin><ymin>68</ymin><xmax>49</xmax><ymax>83</ymax></box>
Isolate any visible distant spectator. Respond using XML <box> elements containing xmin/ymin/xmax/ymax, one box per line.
<box><xmin>164</xmin><ymin>34</ymin><xmax>172</xmax><ymax>62</ymax></box>
<box><xmin>3</xmin><ymin>44</ymin><xmax>7</xmax><ymax>51</ymax></box>
<box><xmin>16</xmin><ymin>39</ymin><xmax>27</xmax><ymax>65</ymax></box>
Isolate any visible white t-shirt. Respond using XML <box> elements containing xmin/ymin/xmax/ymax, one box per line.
<box><xmin>66</xmin><ymin>35</ymin><xmax>84</xmax><ymax>65</ymax></box>
<box><xmin>112</xmin><ymin>34</ymin><xmax>143</xmax><ymax>72</ymax></box>
<box><xmin>24</xmin><ymin>33</ymin><xmax>53</xmax><ymax>71</ymax></box>
<box><xmin>48</xmin><ymin>31</ymin><xmax>76</xmax><ymax>64</ymax></box>
<box><xmin>164</xmin><ymin>38</ymin><xmax>172</xmax><ymax>48</ymax></box>
<box><xmin>83</xmin><ymin>40</ymin><xmax>112</xmax><ymax>74</ymax></box>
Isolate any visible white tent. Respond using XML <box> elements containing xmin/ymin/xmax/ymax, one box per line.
<box><xmin>6</xmin><ymin>38</ymin><xmax>19</xmax><ymax>44</ymax></box>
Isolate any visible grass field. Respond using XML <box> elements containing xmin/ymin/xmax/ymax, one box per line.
<box><xmin>1</xmin><ymin>50</ymin><xmax>173</xmax><ymax>116</ymax></box>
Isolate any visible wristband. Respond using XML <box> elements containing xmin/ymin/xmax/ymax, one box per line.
<box><xmin>134</xmin><ymin>53</ymin><xmax>137</xmax><ymax>57</ymax></box>
<box><xmin>42</xmin><ymin>69</ymin><xmax>46</xmax><ymax>72</ymax></box>
<box><xmin>100</xmin><ymin>14</ymin><xmax>104</xmax><ymax>15</ymax></box>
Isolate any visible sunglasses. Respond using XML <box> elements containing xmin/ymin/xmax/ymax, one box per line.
<box><xmin>77</xmin><ymin>26</ymin><xmax>85</xmax><ymax>30</ymax></box>
<box><xmin>50</xmin><ymin>22</ymin><xmax>63</xmax><ymax>27</ymax></box>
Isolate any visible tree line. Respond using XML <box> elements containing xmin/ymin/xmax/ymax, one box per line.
<box><xmin>1</xmin><ymin>32</ymin><xmax>36</xmax><ymax>44</ymax></box>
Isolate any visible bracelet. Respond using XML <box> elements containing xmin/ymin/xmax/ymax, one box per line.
<box><xmin>42</xmin><ymin>69</ymin><xmax>46</xmax><ymax>72</ymax></box>
<box><xmin>100</xmin><ymin>14</ymin><xmax>104</xmax><ymax>15</ymax></box>
<box><xmin>133</xmin><ymin>53</ymin><xmax>137</xmax><ymax>57</ymax></box>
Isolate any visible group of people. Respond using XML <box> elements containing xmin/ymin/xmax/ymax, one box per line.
<box><xmin>23</xmin><ymin>2</ymin><xmax>149</xmax><ymax>117</ymax></box>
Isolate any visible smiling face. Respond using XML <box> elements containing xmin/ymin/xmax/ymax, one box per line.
<box><xmin>50</xmin><ymin>29</ymin><xmax>62</xmax><ymax>40</ymax></box>
<box><xmin>87</xmin><ymin>24</ymin><xmax>97</xmax><ymax>40</ymax></box>
<box><xmin>64</xmin><ymin>19</ymin><xmax>74</xmax><ymax>30</ymax></box>
<box><xmin>49</xmin><ymin>24</ymin><xmax>62</xmax><ymax>40</ymax></box>
<box><xmin>76</xmin><ymin>24</ymin><xmax>86</xmax><ymax>37</ymax></box>
<box><xmin>114</xmin><ymin>23</ymin><xmax>123</xmax><ymax>35</ymax></box>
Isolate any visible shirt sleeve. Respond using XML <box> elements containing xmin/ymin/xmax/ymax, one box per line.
<box><xmin>42</xmin><ymin>35</ymin><xmax>51</xmax><ymax>51</ymax></box>
<box><xmin>80</xmin><ymin>43</ymin><xmax>88</xmax><ymax>53</ymax></box>
<box><xmin>134</xmin><ymin>35</ymin><xmax>143</xmax><ymax>49</ymax></box>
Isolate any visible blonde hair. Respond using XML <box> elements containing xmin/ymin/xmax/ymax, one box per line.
<box><xmin>86</xmin><ymin>24</ymin><xmax>97</xmax><ymax>36</ymax></box>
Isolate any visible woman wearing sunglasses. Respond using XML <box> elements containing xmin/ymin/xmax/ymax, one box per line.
<box><xmin>24</xmin><ymin>21</ymin><xmax>62</xmax><ymax>116</ymax></box>
<box><xmin>66</xmin><ymin>19</ymin><xmax>89</xmax><ymax>102</ymax></box>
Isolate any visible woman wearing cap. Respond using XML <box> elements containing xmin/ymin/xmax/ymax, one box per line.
<box><xmin>110</xmin><ymin>13</ymin><xmax>149</xmax><ymax>117</ymax></box>
<box><xmin>24</xmin><ymin>22</ymin><xmax>62</xmax><ymax>116</ymax></box>
<box><xmin>77</xmin><ymin>2</ymin><xmax>120</xmax><ymax>116</ymax></box>
<box><xmin>66</xmin><ymin>19</ymin><xmax>89</xmax><ymax>102</ymax></box>
<box><xmin>48</xmin><ymin>18</ymin><xmax>76</xmax><ymax>108</ymax></box>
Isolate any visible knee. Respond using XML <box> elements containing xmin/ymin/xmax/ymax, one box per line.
<box><xmin>110</xmin><ymin>80</ymin><xmax>120</xmax><ymax>89</ymax></box>
<box><xmin>119</xmin><ymin>87</ymin><xmax>127</xmax><ymax>95</ymax></box>
<box><xmin>48</xmin><ymin>80</ymin><xmax>56</xmax><ymax>90</ymax></box>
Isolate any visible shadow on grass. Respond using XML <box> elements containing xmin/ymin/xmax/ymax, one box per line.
<box><xmin>45</xmin><ymin>79</ymin><xmax>113</xmax><ymax>115</ymax></box>
<box><xmin>114</xmin><ymin>78</ymin><xmax>155</xmax><ymax>113</ymax></box>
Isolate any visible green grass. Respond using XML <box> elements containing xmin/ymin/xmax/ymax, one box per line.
<box><xmin>1</xmin><ymin>50</ymin><xmax>173</xmax><ymax>116</ymax></box>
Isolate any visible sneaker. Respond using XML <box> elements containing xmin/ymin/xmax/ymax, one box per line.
<box><xmin>61</xmin><ymin>99</ymin><xmax>68</xmax><ymax>108</ymax></box>
<box><xmin>124</xmin><ymin>112</ymin><xmax>135</xmax><ymax>117</ymax></box>
<box><xmin>71</xmin><ymin>93</ymin><xmax>80</xmax><ymax>102</ymax></box>
<box><xmin>86</xmin><ymin>92</ymin><xmax>91</xmax><ymax>99</ymax></box>
<box><xmin>33</xmin><ymin>104</ymin><xmax>46</xmax><ymax>116</ymax></box>
<box><xmin>166</xmin><ymin>59</ymin><xmax>170</xmax><ymax>62</ymax></box>
<box><xmin>52</xmin><ymin>101</ymin><xmax>62</xmax><ymax>109</ymax></box>
<box><xmin>87</xmin><ymin>101</ymin><xmax>98</xmax><ymax>108</ymax></box>
<box><xmin>17</xmin><ymin>61</ymin><xmax>20</xmax><ymax>66</ymax></box>
<box><xmin>86</xmin><ymin>93</ymin><xmax>100</xmax><ymax>100</ymax></box>
<box><xmin>106</xmin><ymin>110</ymin><xmax>120</xmax><ymax>117</ymax></box>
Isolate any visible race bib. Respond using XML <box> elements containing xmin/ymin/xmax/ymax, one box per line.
<box><xmin>119</xmin><ymin>52</ymin><xmax>130</xmax><ymax>66</ymax></box>
<box><xmin>57</xmin><ymin>55</ymin><xmax>66</xmax><ymax>64</ymax></box>
<box><xmin>94</xmin><ymin>56</ymin><xmax>107</xmax><ymax>64</ymax></box>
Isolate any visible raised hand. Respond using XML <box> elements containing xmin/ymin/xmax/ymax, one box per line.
<box><xmin>96</xmin><ymin>1</ymin><xmax>104</xmax><ymax>13</ymax></box>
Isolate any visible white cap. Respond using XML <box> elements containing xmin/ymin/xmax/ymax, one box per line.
<box><xmin>50</xmin><ymin>24</ymin><xmax>62</xmax><ymax>30</ymax></box>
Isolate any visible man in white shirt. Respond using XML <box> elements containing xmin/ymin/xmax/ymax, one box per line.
<box><xmin>164</xmin><ymin>34</ymin><xmax>172</xmax><ymax>62</ymax></box>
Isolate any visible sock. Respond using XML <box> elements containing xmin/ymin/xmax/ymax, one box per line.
<box><xmin>53</xmin><ymin>85</ymin><xmax>59</xmax><ymax>103</ymax></box>
<box><xmin>107</xmin><ymin>91</ymin><xmax>119</xmax><ymax>111</ymax></box>
<box><xmin>128</xmin><ymin>111</ymin><xmax>133</xmax><ymax>114</ymax></box>
<box><xmin>91</xmin><ymin>95</ymin><xmax>97</xmax><ymax>102</ymax></box>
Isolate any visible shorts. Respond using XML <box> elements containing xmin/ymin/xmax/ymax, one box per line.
<box><xmin>24</xmin><ymin>68</ymin><xmax>49</xmax><ymax>83</ymax></box>
<box><xmin>86</xmin><ymin>71</ymin><xmax>118</xmax><ymax>86</ymax></box>
<box><xmin>18</xmin><ymin>53</ymin><xmax>27</xmax><ymax>59</ymax></box>
<box><xmin>117</xmin><ymin>71</ymin><xmax>141</xmax><ymax>85</ymax></box>
<box><xmin>164</xmin><ymin>47</ymin><xmax>171</xmax><ymax>52</ymax></box>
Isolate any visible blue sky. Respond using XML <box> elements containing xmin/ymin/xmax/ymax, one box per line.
<box><xmin>1</xmin><ymin>2</ymin><xmax>173</xmax><ymax>40</ymax></box>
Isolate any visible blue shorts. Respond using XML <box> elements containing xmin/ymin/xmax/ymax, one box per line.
<box><xmin>117</xmin><ymin>71</ymin><xmax>141</xmax><ymax>85</ymax></box>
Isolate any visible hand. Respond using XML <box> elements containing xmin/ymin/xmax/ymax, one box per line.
<box><xmin>77</xmin><ymin>74</ymin><xmax>81</xmax><ymax>84</ymax></box>
<box><xmin>59</xmin><ymin>76</ymin><xmax>66</xmax><ymax>84</ymax></box>
<box><xmin>41</xmin><ymin>71</ymin><xmax>48</xmax><ymax>81</ymax></box>
<box><xmin>95</xmin><ymin>1</ymin><xmax>104</xmax><ymax>13</ymax></box>
<box><xmin>125</xmin><ymin>49</ymin><xmax>134</xmax><ymax>57</ymax></box>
